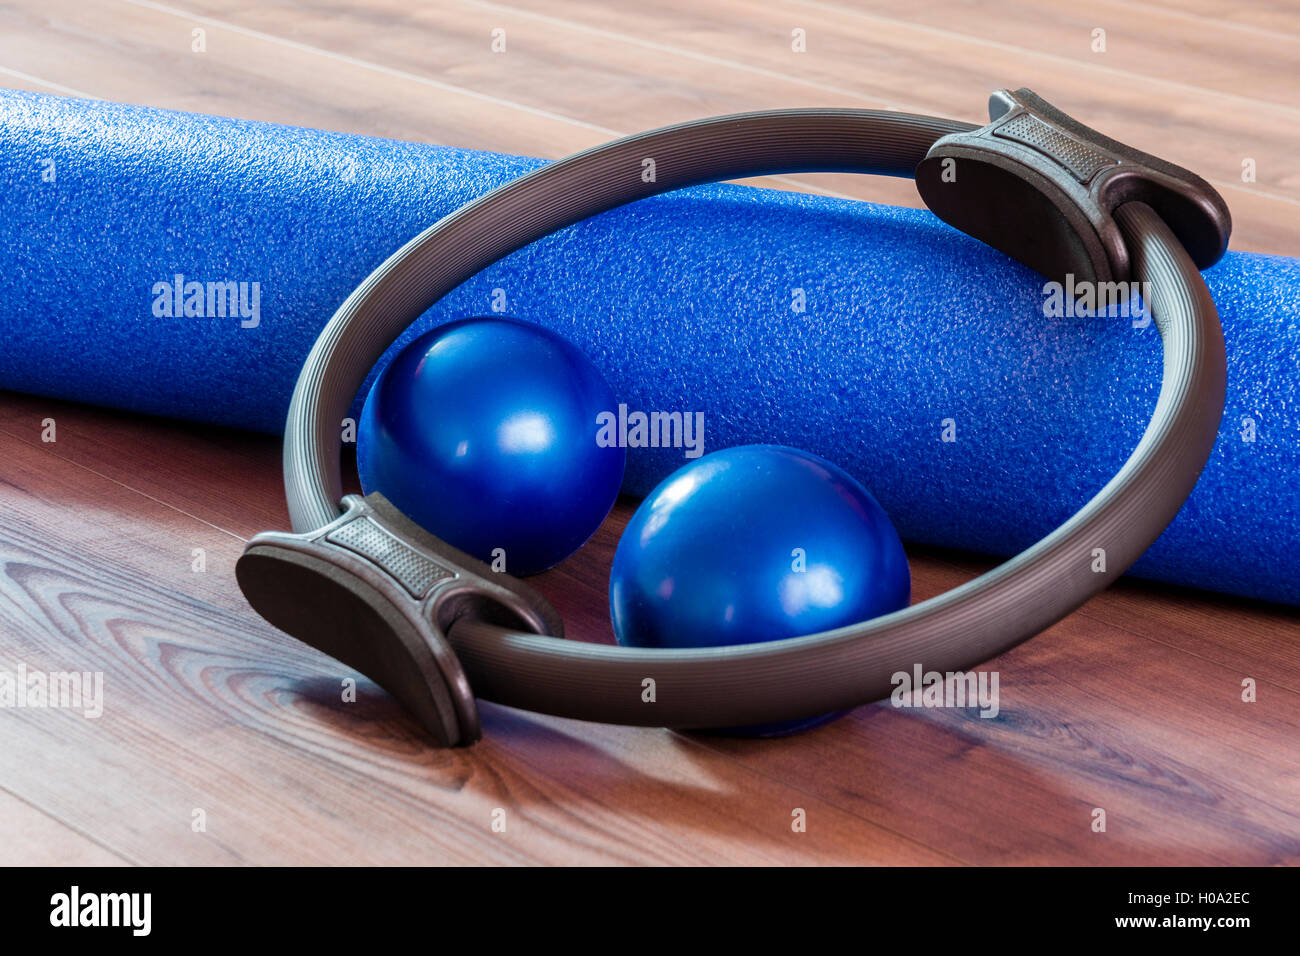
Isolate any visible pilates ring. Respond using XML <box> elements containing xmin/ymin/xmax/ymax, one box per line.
<box><xmin>237</xmin><ymin>88</ymin><xmax>1229</xmax><ymax>747</ymax></box>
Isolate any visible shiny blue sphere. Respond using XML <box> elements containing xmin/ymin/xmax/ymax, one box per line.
<box><xmin>358</xmin><ymin>317</ymin><xmax>625</xmax><ymax>576</ymax></box>
<box><xmin>609</xmin><ymin>444</ymin><xmax>910</xmax><ymax>736</ymax></box>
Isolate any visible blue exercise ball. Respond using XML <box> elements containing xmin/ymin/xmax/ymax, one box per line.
<box><xmin>609</xmin><ymin>444</ymin><xmax>910</xmax><ymax>736</ymax></box>
<box><xmin>358</xmin><ymin>317</ymin><xmax>625</xmax><ymax>576</ymax></box>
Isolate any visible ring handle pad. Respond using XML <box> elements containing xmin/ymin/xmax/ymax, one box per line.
<box><xmin>915</xmin><ymin>88</ymin><xmax>1231</xmax><ymax>287</ymax></box>
<box><xmin>236</xmin><ymin>493</ymin><xmax>563</xmax><ymax>746</ymax></box>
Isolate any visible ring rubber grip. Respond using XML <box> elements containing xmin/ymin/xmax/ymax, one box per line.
<box><xmin>277</xmin><ymin>109</ymin><xmax>1226</xmax><ymax>730</ymax></box>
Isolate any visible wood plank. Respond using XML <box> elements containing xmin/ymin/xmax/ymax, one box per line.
<box><xmin>2</xmin><ymin>0</ymin><xmax>1292</xmax><ymax>249</ymax></box>
<box><xmin>779</xmin><ymin>0</ymin><xmax>1300</xmax><ymax>105</ymax></box>
<box><xmin>0</xmin><ymin>405</ymin><xmax>948</xmax><ymax>864</ymax></box>
<box><xmin>426</xmin><ymin>0</ymin><xmax>1300</xmax><ymax>249</ymax></box>
<box><xmin>0</xmin><ymin>0</ymin><xmax>840</xmax><ymax>199</ymax></box>
<box><xmin>0</xmin><ymin>391</ymin><xmax>290</xmax><ymax>538</ymax></box>
<box><xmin>0</xmin><ymin>0</ymin><xmax>612</xmax><ymax>157</ymax></box>
<box><xmin>1128</xmin><ymin>0</ymin><xmax>1300</xmax><ymax>36</ymax></box>
<box><xmin>5</xmin><ymin>391</ymin><xmax>1296</xmax><ymax>864</ymax></box>
<box><xmin>547</xmin><ymin>523</ymin><xmax>1300</xmax><ymax>865</ymax></box>
<box><xmin>698</xmin><ymin>614</ymin><xmax>1300</xmax><ymax>865</ymax></box>
<box><xmin>0</xmin><ymin>790</ymin><xmax>129</xmax><ymax>866</ymax></box>
<box><xmin>1084</xmin><ymin>578</ymin><xmax>1300</xmax><ymax>692</ymax></box>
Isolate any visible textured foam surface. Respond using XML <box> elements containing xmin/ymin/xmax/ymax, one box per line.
<box><xmin>1</xmin><ymin>89</ymin><xmax>1295</xmax><ymax>604</ymax></box>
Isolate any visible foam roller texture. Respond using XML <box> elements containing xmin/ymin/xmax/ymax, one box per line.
<box><xmin>0</xmin><ymin>89</ymin><xmax>1295</xmax><ymax>604</ymax></box>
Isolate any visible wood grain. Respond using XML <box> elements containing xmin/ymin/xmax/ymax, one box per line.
<box><xmin>1</xmin><ymin>390</ymin><xmax>1295</xmax><ymax>864</ymax></box>
<box><xmin>0</xmin><ymin>0</ymin><xmax>1297</xmax><ymax>865</ymax></box>
<box><xmin>0</xmin><ymin>394</ymin><xmax>949</xmax><ymax>864</ymax></box>
<box><xmin>0</xmin><ymin>0</ymin><xmax>1295</xmax><ymax>249</ymax></box>
<box><xmin>0</xmin><ymin>791</ymin><xmax>128</xmax><ymax>866</ymax></box>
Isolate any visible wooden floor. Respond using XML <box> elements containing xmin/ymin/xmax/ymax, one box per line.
<box><xmin>1</xmin><ymin>0</ymin><xmax>1297</xmax><ymax>865</ymax></box>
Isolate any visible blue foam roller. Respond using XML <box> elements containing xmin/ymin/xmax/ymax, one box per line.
<box><xmin>0</xmin><ymin>89</ymin><xmax>1295</xmax><ymax>604</ymax></box>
